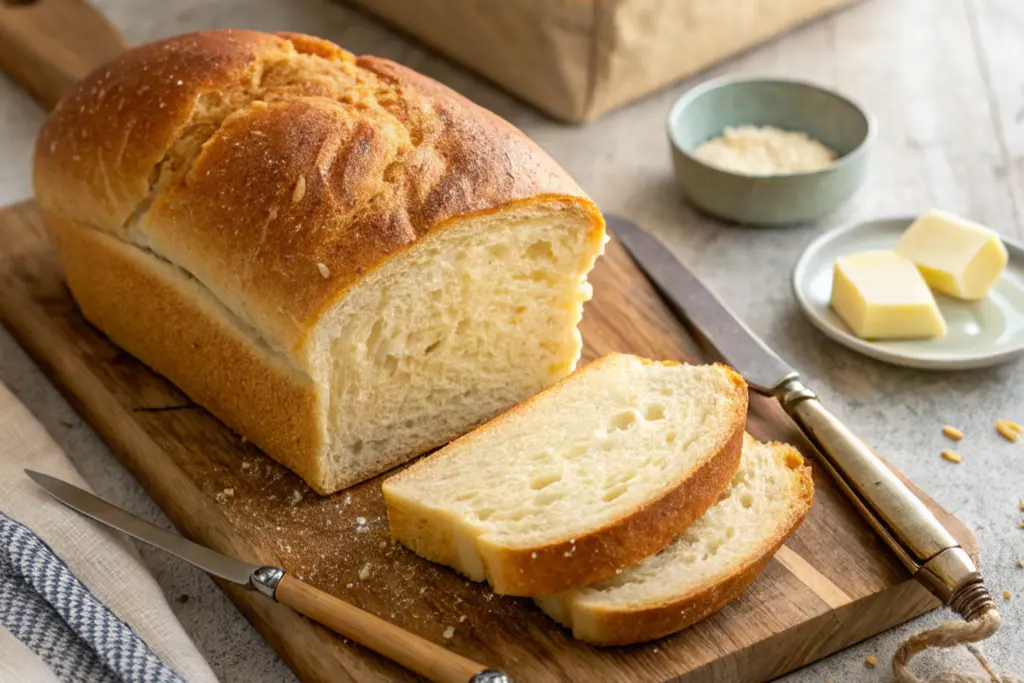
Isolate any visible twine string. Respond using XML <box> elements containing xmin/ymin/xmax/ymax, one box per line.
<box><xmin>893</xmin><ymin>607</ymin><xmax>1022</xmax><ymax>683</ymax></box>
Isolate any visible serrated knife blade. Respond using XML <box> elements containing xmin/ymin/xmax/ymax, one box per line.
<box><xmin>25</xmin><ymin>469</ymin><xmax>257</xmax><ymax>585</ymax></box>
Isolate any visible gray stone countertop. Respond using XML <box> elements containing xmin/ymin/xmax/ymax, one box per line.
<box><xmin>0</xmin><ymin>0</ymin><xmax>1021</xmax><ymax>680</ymax></box>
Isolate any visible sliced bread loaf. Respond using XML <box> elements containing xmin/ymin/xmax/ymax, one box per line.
<box><xmin>35</xmin><ymin>30</ymin><xmax>606</xmax><ymax>495</ymax></box>
<box><xmin>382</xmin><ymin>354</ymin><xmax>748</xmax><ymax>596</ymax></box>
<box><xmin>535</xmin><ymin>434</ymin><xmax>814</xmax><ymax>645</ymax></box>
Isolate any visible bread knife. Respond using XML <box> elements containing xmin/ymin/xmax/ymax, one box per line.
<box><xmin>608</xmin><ymin>214</ymin><xmax>995</xmax><ymax>621</ymax></box>
<box><xmin>24</xmin><ymin>470</ymin><xmax>513</xmax><ymax>683</ymax></box>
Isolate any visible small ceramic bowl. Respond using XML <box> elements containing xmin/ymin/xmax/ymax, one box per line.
<box><xmin>667</xmin><ymin>77</ymin><xmax>875</xmax><ymax>225</ymax></box>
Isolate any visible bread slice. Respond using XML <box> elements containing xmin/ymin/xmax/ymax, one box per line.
<box><xmin>382</xmin><ymin>354</ymin><xmax>748</xmax><ymax>596</ymax></box>
<box><xmin>535</xmin><ymin>434</ymin><xmax>814</xmax><ymax>645</ymax></box>
<box><xmin>34</xmin><ymin>30</ymin><xmax>605</xmax><ymax>494</ymax></box>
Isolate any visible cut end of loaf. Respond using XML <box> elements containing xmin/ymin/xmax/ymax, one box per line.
<box><xmin>310</xmin><ymin>203</ymin><xmax>606</xmax><ymax>492</ymax></box>
<box><xmin>537</xmin><ymin>435</ymin><xmax>814</xmax><ymax>645</ymax></box>
<box><xmin>382</xmin><ymin>355</ymin><xmax>748</xmax><ymax>595</ymax></box>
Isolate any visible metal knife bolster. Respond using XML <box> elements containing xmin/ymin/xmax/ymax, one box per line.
<box><xmin>775</xmin><ymin>376</ymin><xmax>985</xmax><ymax>611</ymax></box>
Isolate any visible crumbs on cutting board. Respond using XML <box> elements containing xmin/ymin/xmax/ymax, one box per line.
<box><xmin>864</xmin><ymin>655</ymin><xmax>878</xmax><ymax>668</ymax></box>
<box><xmin>941</xmin><ymin>450</ymin><xmax>962</xmax><ymax>463</ymax></box>
<box><xmin>359</xmin><ymin>563</ymin><xmax>372</xmax><ymax>580</ymax></box>
<box><xmin>442</xmin><ymin>626</ymin><xmax>455</xmax><ymax>639</ymax></box>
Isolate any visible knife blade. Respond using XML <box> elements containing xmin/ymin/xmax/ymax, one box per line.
<box><xmin>608</xmin><ymin>214</ymin><xmax>994</xmax><ymax>620</ymax></box>
<box><xmin>607</xmin><ymin>214</ymin><xmax>795</xmax><ymax>394</ymax></box>
<box><xmin>24</xmin><ymin>470</ymin><xmax>511</xmax><ymax>683</ymax></box>
<box><xmin>25</xmin><ymin>469</ymin><xmax>257</xmax><ymax>586</ymax></box>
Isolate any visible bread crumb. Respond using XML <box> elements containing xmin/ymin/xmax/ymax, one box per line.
<box><xmin>379</xmin><ymin>540</ymin><xmax>388</xmax><ymax>549</ymax></box>
<box><xmin>317</xmin><ymin>263</ymin><xmax>331</xmax><ymax>279</ymax></box>
<box><xmin>359</xmin><ymin>563</ymin><xmax>372</xmax><ymax>580</ymax></box>
<box><xmin>419</xmin><ymin>587</ymin><xmax>427</xmax><ymax>595</ymax></box>
<box><xmin>942</xmin><ymin>425</ymin><xmax>964</xmax><ymax>440</ymax></box>
<box><xmin>865</xmin><ymin>655</ymin><xmax>878</xmax><ymax>668</ymax></box>
<box><xmin>941</xmin><ymin>450</ymin><xmax>962</xmax><ymax>463</ymax></box>
<box><xmin>458</xmin><ymin>615</ymin><xmax>467</xmax><ymax>623</ymax></box>
<box><xmin>1018</xmin><ymin>498</ymin><xmax>1023</xmax><ymax>512</ymax></box>
<box><xmin>356</xmin><ymin>516</ymin><xmax>367</xmax><ymax>525</ymax></box>
<box><xmin>1015</xmin><ymin>560</ymin><xmax>1022</xmax><ymax>568</ymax></box>
<box><xmin>344</xmin><ymin>493</ymin><xmax>352</xmax><ymax>505</ymax></box>
<box><xmin>293</xmin><ymin>176</ymin><xmax>306</xmax><ymax>203</ymax></box>
<box><xmin>1003</xmin><ymin>591</ymin><xmax>1011</xmax><ymax>600</ymax></box>
<box><xmin>531</xmin><ymin>552</ymin><xmax>537</xmax><ymax>559</ymax></box>
<box><xmin>346</xmin><ymin>583</ymin><xmax>353</xmax><ymax>588</ymax></box>
<box><xmin>442</xmin><ymin>626</ymin><xmax>455</xmax><ymax>639</ymax></box>
<box><xmin>996</xmin><ymin>419</ymin><xmax>1022</xmax><ymax>442</ymax></box>
<box><xmin>240</xmin><ymin>461</ymin><xmax>251</xmax><ymax>469</ymax></box>
<box><xmin>290</xmin><ymin>490</ymin><xmax>303</xmax><ymax>505</ymax></box>
<box><xmin>240</xmin><ymin>436</ymin><xmax>247</xmax><ymax>444</ymax></box>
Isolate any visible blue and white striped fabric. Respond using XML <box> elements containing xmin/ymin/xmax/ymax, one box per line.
<box><xmin>0</xmin><ymin>511</ymin><xmax>184</xmax><ymax>683</ymax></box>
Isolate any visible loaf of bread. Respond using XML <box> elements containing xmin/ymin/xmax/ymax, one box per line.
<box><xmin>382</xmin><ymin>354</ymin><xmax>748</xmax><ymax>596</ymax></box>
<box><xmin>536</xmin><ymin>434</ymin><xmax>813</xmax><ymax>645</ymax></box>
<box><xmin>33</xmin><ymin>30</ymin><xmax>606</xmax><ymax>494</ymax></box>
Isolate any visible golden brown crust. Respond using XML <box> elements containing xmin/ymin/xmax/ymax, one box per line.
<box><xmin>44</xmin><ymin>212</ymin><xmax>331</xmax><ymax>492</ymax></box>
<box><xmin>34</xmin><ymin>29</ymin><xmax>601</xmax><ymax>354</ymax></box>
<box><xmin>34</xmin><ymin>30</ymin><xmax>285</xmax><ymax>234</ymax></box>
<box><xmin>555</xmin><ymin>444</ymin><xmax>816</xmax><ymax>645</ymax></box>
<box><xmin>384</xmin><ymin>356</ymin><xmax>749</xmax><ymax>596</ymax></box>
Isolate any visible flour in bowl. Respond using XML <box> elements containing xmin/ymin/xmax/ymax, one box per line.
<box><xmin>694</xmin><ymin>125</ymin><xmax>836</xmax><ymax>175</ymax></box>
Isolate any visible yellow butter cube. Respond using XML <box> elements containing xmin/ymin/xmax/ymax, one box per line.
<box><xmin>895</xmin><ymin>209</ymin><xmax>1008</xmax><ymax>300</ymax></box>
<box><xmin>831</xmin><ymin>251</ymin><xmax>947</xmax><ymax>339</ymax></box>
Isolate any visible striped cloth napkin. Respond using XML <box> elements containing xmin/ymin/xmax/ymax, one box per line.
<box><xmin>0</xmin><ymin>380</ymin><xmax>217</xmax><ymax>683</ymax></box>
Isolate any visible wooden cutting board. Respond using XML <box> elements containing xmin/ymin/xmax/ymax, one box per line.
<box><xmin>0</xmin><ymin>199</ymin><xmax>974</xmax><ymax>682</ymax></box>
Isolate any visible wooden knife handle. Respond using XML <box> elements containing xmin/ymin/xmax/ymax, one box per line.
<box><xmin>274</xmin><ymin>573</ymin><xmax>504</xmax><ymax>683</ymax></box>
<box><xmin>0</xmin><ymin>0</ymin><xmax>128</xmax><ymax>110</ymax></box>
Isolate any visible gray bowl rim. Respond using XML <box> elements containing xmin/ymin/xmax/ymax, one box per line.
<box><xmin>666</xmin><ymin>76</ymin><xmax>877</xmax><ymax>180</ymax></box>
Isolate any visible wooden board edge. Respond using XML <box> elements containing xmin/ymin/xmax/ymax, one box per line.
<box><xmin>0</xmin><ymin>283</ymin><xmax>414</xmax><ymax>683</ymax></box>
<box><xmin>681</xmin><ymin>578</ymin><xmax>938</xmax><ymax>682</ymax></box>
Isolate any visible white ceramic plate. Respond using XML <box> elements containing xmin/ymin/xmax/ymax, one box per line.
<box><xmin>792</xmin><ymin>217</ymin><xmax>1024</xmax><ymax>369</ymax></box>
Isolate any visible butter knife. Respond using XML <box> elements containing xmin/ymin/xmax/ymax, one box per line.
<box><xmin>24</xmin><ymin>470</ymin><xmax>513</xmax><ymax>683</ymax></box>
<box><xmin>608</xmin><ymin>215</ymin><xmax>994</xmax><ymax>620</ymax></box>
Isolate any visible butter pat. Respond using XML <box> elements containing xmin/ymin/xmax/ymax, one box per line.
<box><xmin>895</xmin><ymin>209</ymin><xmax>1008</xmax><ymax>300</ymax></box>
<box><xmin>831</xmin><ymin>251</ymin><xmax>947</xmax><ymax>339</ymax></box>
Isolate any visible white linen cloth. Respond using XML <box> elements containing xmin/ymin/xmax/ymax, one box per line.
<box><xmin>0</xmin><ymin>380</ymin><xmax>218</xmax><ymax>683</ymax></box>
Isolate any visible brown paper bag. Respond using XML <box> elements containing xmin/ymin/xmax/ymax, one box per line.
<box><xmin>345</xmin><ymin>0</ymin><xmax>858</xmax><ymax>122</ymax></box>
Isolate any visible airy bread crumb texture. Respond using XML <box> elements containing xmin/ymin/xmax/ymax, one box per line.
<box><xmin>383</xmin><ymin>355</ymin><xmax>748</xmax><ymax>596</ymax></box>
<box><xmin>535</xmin><ymin>434</ymin><xmax>813</xmax><ymax>645</ymax></box>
